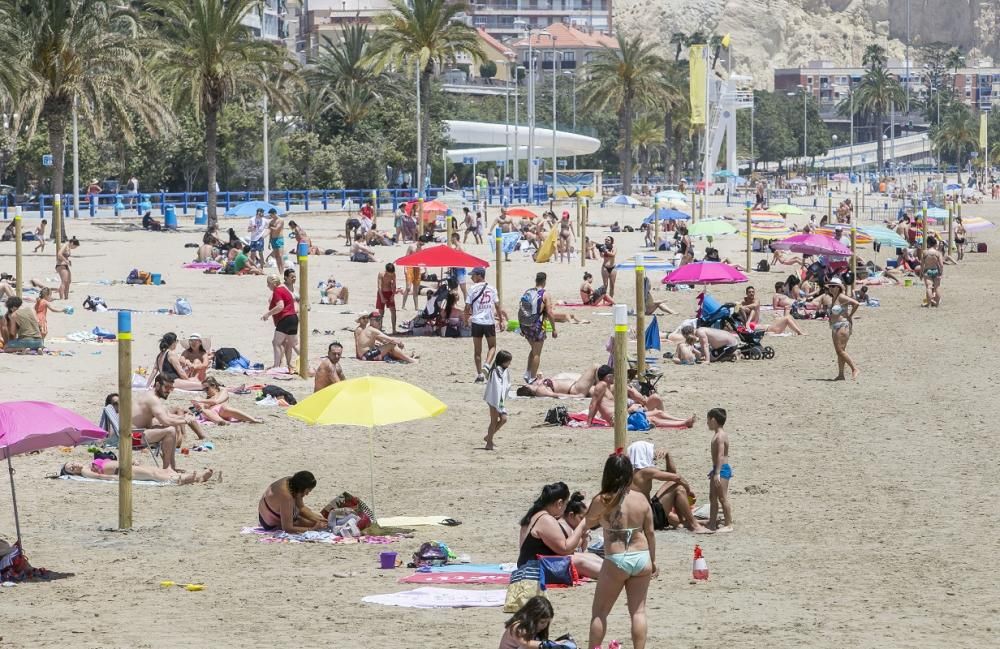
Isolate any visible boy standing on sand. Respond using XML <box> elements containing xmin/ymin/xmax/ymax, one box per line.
<box><xmin>707</xmin><ymin>407</ymin><xmax>733</xmax><ymax>533</ymax></box>
<box><xmin>33</xmin><ymin>219</ymin><xmax>47</xmax><ymax>253</ymax></box>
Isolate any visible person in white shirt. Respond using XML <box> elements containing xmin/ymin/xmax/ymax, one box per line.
<box><xmin>247</xmin><ymin>208</ymin><xmax>267</xmax><ymax>267</ymax></box>
<box><xmin>465</xmin><ymin>267</ymin><xmax>507</xmax><ymax>383</ymax></box>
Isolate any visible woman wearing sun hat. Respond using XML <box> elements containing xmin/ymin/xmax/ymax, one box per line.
<box><xmin>826</xmin><ymin>277</ymin><xmax>860</xmax><ymax>380</ymax></box>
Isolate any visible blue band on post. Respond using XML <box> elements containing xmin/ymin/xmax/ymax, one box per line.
<box><xmin>117</xmin><ymin>311</ymin><xmax>132</xmax><ymax>340</ymax></box>
<box><xmin>297</xmin><ymin>242</ymin><xmax>309</xmax><ymax>258</ymax></box>
<box><xmin>494</xmin><ymin>226</ymin><xmax>502</xmax><ymax>240</ymax></box>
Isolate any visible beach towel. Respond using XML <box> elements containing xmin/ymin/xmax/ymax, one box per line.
<box><xmin>399</xmin><ymin>572</ymin><xmax>511</xmax><ymax>585</ymax></box>
<box><xmin>376</xmin><ymin>515</ymin><xmax>458</xmax><ymax>527</ymax></box>
<box><xmin>58</xmin><ymin>475</ymin><xmax>168</xmax><ymax>487</ymax></box>
<box><xmin>362</xmin><ymin>587</ymin><xmax>506</xmax><ymax>609</ymax></box>
<box><xmin>627</xmin><ymin>441</ymin><xmax>655</xmax><ymax>470</ymax></box>
<box><xmin>240</xmin><ymin>527</ymin><xmax>405</xmax><ymax>545</ymax></box>
<box><xmin>423</xmin><ymin>563</ymin><xmax>514</xmax><ymax>574</ymax></box>
<box><xmin>183</xmin><ymin>261</ymin><xmax>222</xmax><ymax>270</ymax></box>
<box><xmin>566</xmin><ymin>411</ymin><xmax>688</xmax><ymax>429</ymax></box>
<box><xmin>501</xmin><ymin>232</ymin><xmax>521</xmax><ymax>255</ymax></box>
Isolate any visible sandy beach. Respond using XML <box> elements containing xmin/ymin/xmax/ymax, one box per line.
<box><xmin>1</xmin><ymin>195</ymin><xmax>997</xmax><ymax>648</ymax></box>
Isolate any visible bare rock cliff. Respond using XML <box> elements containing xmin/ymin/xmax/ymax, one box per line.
<box><xmin>614</xmin><ymin>0</ymin><xmax>999</xmax><ymax>86</ymax></box>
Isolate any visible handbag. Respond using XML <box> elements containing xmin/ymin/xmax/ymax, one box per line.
<box><xmin>536</xmin><ymin>555</ymin><xmax>577</xmax><ymax>586</ymax></box>
<box><xmin>503</xmin><ymin>560</ymin><xmax>545</xmax><ymax>613</ymax></box>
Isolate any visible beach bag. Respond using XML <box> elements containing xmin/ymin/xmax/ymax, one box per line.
<box><xmin>504</xmin><ymin>560</ymin><xmax>546</xmax><ymax>613</ymax></box>
<box><xmin>412</xmin><ymin>541</ymin><xmax>449</xmax><ymax>567</ymax></box>
<box><xmin>977</xmin><ymin>242</ymin><xmax>987</xmax><ymax>253</ymax></box>
<box><xmin>174</xmin><ymin>297</ymin><xmax>192</xmax><ymax>315</ymax></box>
<box><xmin>755</xmin><ymin>259</ymin><xmax>770</xmax><ymax>273</ymax></box>
<box><xmin>537</xmin><ymin>555</ymin><xmax>577</xmax><ymax>586</ymax></box>
<box><xmin>83</xmin><ymin>295</ymin><xmax>108</xmax><ymax>312</ymax></box>
<box><xmin>544</xmin><ymin>406</ymin><xmax>569</xmax><ymax>426</ymax></box>
<box><xmin>259</xmin><ymin>384</ymin><xmax>296</xmax><ymax>405</ymax></box>
<box><xmin>627</xmin><ymin>411</ymin><xmax>652</xmax><ymax>431</ymax></box>
<box><xmin>518</xmin><ymin>288</ymin><xmax>544</xmax><ymax>336</ymax></box>
<box><xmin>213</xmin><ymin>347</ymin><xmax>241</xmax><ymax>370</ymax></box>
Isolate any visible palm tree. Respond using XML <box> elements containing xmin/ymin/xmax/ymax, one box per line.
<box><xmin>293</xmin><ymin>86</ymin><xmax>330</xmax><ymax>134</ymax></box>
<box><xmin>862</xmin><ymin>44</ymin><xmax>888</xmax><ymax>71</ymax></box>
<box><xmin>630</xmin><ymin>115</ymin><xmax>663</xmax><ymax>183</ymax></box>
<box><xmin>145</xmin><ymin>0</ymin><xmax>291</xmax><ymax>228</ymax></box>
<box><xmin>853</xmin><ymin>64</ymin><xmax>905</xmax><ymax>173</ymax></box>
<box><xmin>310</xmin><ymin>24</ymin><xmax>384</xmax><ymax>132</ymax></box>
<box><xmin>669</xmin><ymin>32</ymin><xmax>687</xmax><ymax>62</ymax></box>
<box><xmin>368</xmin><ymin>0</ymin><xmax>485</xmax><ymax>191</ymax></box>
<box><xmin>0</xmin><ymin>0</ymin><xmax>168</xmax><ymax>239</ymax></box>
<box><xmin>932</xmin><ymin>105</ymin><xmax>977</xmax><ymax>182</ymax></box>
<box><xmin>660</xmin><ymin>62</ymin><xmax>689</xmax><ymax>183</ymax></box>
<box><xmin>581</xmin><ymin>32</ymin><xmax>666</xmax><ymax>194</ymax></box>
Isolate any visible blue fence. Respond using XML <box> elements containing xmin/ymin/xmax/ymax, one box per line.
<box><xmin>2</xmin><ymin>182</ymin><xmax>554</xmax><ymax>220</ymax></box>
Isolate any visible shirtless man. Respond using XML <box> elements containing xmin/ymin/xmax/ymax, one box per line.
<box><xmin>587</xmin><ymin>365</ymin><xmax>694</xmax><ymax>428</ymax></box>
<box><xmin>267</xmin><ymin>209</ymin><xmax>285</xmax><ymax>274</ymax></box>
<box><xmin>921</xmin><ymin>235</ymin><xmax>944</xmax><ymax>307</ymax></box>
<box><xmin>313</xmin><ymin>342</ymin><xmax>346</xmax><ymax>392</ymax></box>
<box><xmin>353</xmin><ymin>311</ymin><xmax>416</xmax><ymax>363</ymax></box>
<box><xmin>627</xmin><ymin>440</ymin><xmax>710</xmax><ymax>534</ymax></box>
<box><xmin>691</xmin><ymin>325</ymin><xmax>741</xmax><ymax>364</ymax></box>
<box><xmin>131</xmin><ymin>376</ymin><xmax>196</xmax><ymax>470</ymax></box>
<box><xmin>376</xmin><ymin>263</ymin><xmax>398</xmax><ymax>333</ymax></box>
<box><xmin>350</xmin><ymin>234</ymin><xmax>375</xmax><ymax>262</ymax></box>
<box><xmin>738</xmin><ymin>286</ymin><xmax>760</xmax><ymax>324</ymax></box>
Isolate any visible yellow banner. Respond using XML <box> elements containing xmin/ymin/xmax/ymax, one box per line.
<box><xmin>689</xmin><ymin>45</ymin><xmax>706</xmax><ymax>126</ymax></box>
<box><xmin>980</xmin><ymin>113</ymin><xmax>988</xmax><ymax>150</ymax></box>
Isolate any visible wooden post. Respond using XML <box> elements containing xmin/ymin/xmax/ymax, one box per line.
<box><xmin>446</xmin><ymin>209</ymin><xmax>453</xmax><ymax>244</ymax></box>
<box><xmin>850</xmin><ymin>226</ymin><xmax>857</xmax><ymax>293</ymax></box>
<box><xmin>297</xmin><ymin>242</ymin><xmax>309</xmax><ymax>379</ymax></box>
<box><xmin>612</xmin><ymin>303</ymin><xmax>628</xmax><ymax>450</ymax></box>
<box><xmin>53</xmin><ymin>193</ymin><xmax>62</xmax><ymax>250</ymax></box>
<box><xmin>117</xmin><ymin>311</ymin><xmax>133</xmax><ymax>529</ymax></box>
<box><xmin>699</xmin><ymin>189</ymin><xmax>705</xmax><ymax>221</ymax></box>
<box><xmin>371</xmin><ymin>190</ymin><xmax>378</xmax><ymax>227</ymax></box>
<box><xmin>494</xmin><ymin>226</ymin><xmax>503</xmax><ymax>312</ymax></box>
<box><xmin>580</xmin><ymin>200</ymin><xmax>588</xmax><ymax>268</ymax></box>
<box><xmin>575</xmin><ymin>196</ymin><xmax>581</xmax><ymax>238</ymax></box>
<box><xmin>14</xmin><ymin>206</ymin><xmax>22</xmax><ymax>298</ymax></box>
<box><xmin>634</xmin><ymin>254</ymin><xmax>646</xmax><ymax>377</ymax></box>
<box><xmin>957</xmin><ymin>201</ymin><xmax>962</xmax><ymax>253</ymax></box>
<box><xmin>827</xmin><ymin>191</ymin><xmax>832</xmax><ymax>223</ymax></box>
<box><xmin>854</xmin><ymin>188</ymin><xmax>858</xmax><ymax>216</ymax></box>
<box><xmin>947</xmin><ymin>204</ymin><xmax>954</xmax><ymax>255</ymax></box>
<box><xmin>745</xmin><ymin>204</ymin><xmax>752</xmax><ymax>272</ymax></box>
<box><xmin>652</xmin><ymin>198</ymin><xmax>660</xmax><ymax>252</ymax></box>
<box><xmin>921</xmin><ymin>202</ymin><xmax>928</xmax><ymax>256</ymax></box>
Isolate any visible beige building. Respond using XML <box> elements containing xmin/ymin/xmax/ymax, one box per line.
<box><xmin>509</xmin><ymin>22</ymin><xmax>617</xmax><ymax>78</ymax></box>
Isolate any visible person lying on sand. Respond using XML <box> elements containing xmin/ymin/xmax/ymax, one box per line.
<box><xmin>353</xmin><ymin>311</ymin><xmax>416</xmax><ymax>363</ymax></box>
<box><xmin>322</xmin><ymin>277</ymin><xmax>349</xmax><ymax>305</ymax></box>
<box><xmin>191</xmin><ymin>377</ymin><xmax>263</xmax><ymax>425</ymax></box>
<box><xmin>258</xmin><ymin>471</ymin><xmax>328</xmax><ymax>533</ymax></box>
<box><xmin>515</xmin><ymin>364</ymin><xmax>603</xmax><ymax>398</ymax></box>
<box><xmin>587</xmin><ymin>365</ymin><xmax>694</xmax><ymax>428</ymax></box>
<box><xmin>627</xmin><ymin>441</ymin><xmax>710</xmax><ymax>534</ymax></box>
<box><xmin>60</xmin><ymin>460</ymin><xmax>216</xmax><ymax>485</ymax></box>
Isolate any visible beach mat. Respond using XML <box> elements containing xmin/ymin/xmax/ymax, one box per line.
<box><xmin>240</xmin><ymin>527</ymin><xmax>407</xmax><ymax>545</ymax></box>
<box><xmin>426</xmin><ymin>563</ymin><xmax>513</xmax><ymax>574</ymax></box>
<box><xmin>376</xmin><ymin>515</ymin><xmax>460</xmax><ymax>527</ymax></box>
<box><xmin>361</xmin><ymin>587</ymin><xmax>506</xmax><ymax>609</ymax></box>
<box><xmin>399</xmin><ymin>572</ymin><xmax>511</xmax><ymax>585</ymax></box>
<box><xmin>58</xmin><ymin>475</ymin><xmax>168</xmax><ymax>487</ymax></box>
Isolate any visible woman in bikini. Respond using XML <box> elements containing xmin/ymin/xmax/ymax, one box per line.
<box><xmin>60</xmin><ymin>459</ymin><xmax>214</xmax><ymax>485</ymax></box>
<box><xmin>954</xmin><ymin>217</ymin><xmax>967</xmax><ymax>261</ymax></box>
<box><xmin>517</xmin><ymin>482</ymin><xmax>596</xmax><ymax>578</ymax></box>
<box><xmin>578</xmin><ymin>272</ymin><xmax>614</xmax><ymax>306</ymax></box>
<box><xmin>677</xmin><ymin>225</ymin><xmax>694</xmax><ymax>266</ymax></box>
<box><xmin>826</xmin><ymin>277</ymin><xmax>860</xmax><ymax>380</ymax></box>
<box><xmin>586</xmin><ymin>453</ymin><xmax>656</xmax><ymax>649</ymax></box>
<box><xmin>55</xmin><ymin>236</ymin><xmax>80</xmax><ymax>300</ymax></box>
<box><xmin>151</xmin><ymin>332</ymin><xmax>206</xmax><ymax>391</ymax></box>
<box><xmin>600</xmin><ymin>236</ymin><xmax>617</xmax><ymax>298</ymax></box>
<box><xmin>180</xmin><ymin>333</ymin><xmax>212</xmax><ymax>382</ymax></box>
<box><xmin>257</xmin><ymin>471</ymin><xmax>328</xmax><ymax>533</ymax></box>
<box><xmin>557</xmin><ymin>213</ymin><xmax>574</xmax><ymax>263</ymax></box>
<box><xmin>191</xmin><ymin>377</ymin><xmax>263</xmax><ymax>425</ymax></box>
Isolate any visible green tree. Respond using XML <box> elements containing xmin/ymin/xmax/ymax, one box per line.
<box><xmin>660</xmin><ymin>61</ymin><xmax>689</xmax><ymax>182</ymax></box>
<box><xmin>581</xmin><ymin>32</ymin><xmax>666</xmax><ymax>194</ymax></box>
<box><xmin>310</xmin><ymin>24</ymin><xmax>383</xmax><ymax>132</ymax></box>
<box><xmin>932</xmin><ymin>104</ymin><xmax>977</xmax><ymax>182</ymax></box>
<box><xmin>630</xmin><ymin>114</ymin><xmax>663</xmax><ymax>183</ymax></box>
<box><xmin>479</xmin><ymin>60</ymin><xmax>497</xmax><ymax>83</ymax></box>
<box><xmin>145</xmin><ymin>0</ymin><xmax>292</xmax><ymax>227</ymax></box>
<box><xmin>0</xmin><ymin>0</ymin><xmax>168</xmax><ymax>237</ymax></box>
<box><xmin>751</xmin><ymin>91</ymin><xmax>796</xmax><ymax>170</ymax></box>
<box><xmin>369</xmin><ymin>0</ymin><xmax>485</xmax><ymax>191</ymax></box>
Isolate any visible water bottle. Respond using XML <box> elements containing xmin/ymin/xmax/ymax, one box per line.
<box><xmin>692</xmin><ymin>545</ymin><xmax>709</xmax><ymax>581</ymax></box>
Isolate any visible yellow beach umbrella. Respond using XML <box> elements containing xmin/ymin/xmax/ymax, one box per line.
<box><xmin>288</xmin><ymin>376</ymin><xmax>447</xmax><ymax>507</ymax></box>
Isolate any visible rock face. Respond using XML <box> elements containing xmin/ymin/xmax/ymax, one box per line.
<box><xmin>613</xmin><ymin>0</ymin><xmax>1000</xmax><ymax>87</ymax></box>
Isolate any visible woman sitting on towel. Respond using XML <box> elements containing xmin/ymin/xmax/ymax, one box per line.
<box><xmin>191</xmin><ymin>377</ymin><xmax>263</xmax><ymax>425</ymax></box>
<box><xmin>150</xmin><ymin>332</ymin><xmax>205</xmax><ymax>392</ymax></box>
<box><xmin>180</xmin><ymin>333</ymin><xmax>212</xmax><ymax>382</ymax></box>
<box><xmin>518</xmin><ymin>482</ymin><xmax>601</xmax><ymax>579</ymax></box>
<box><xmin>60</xmin><ymin>460</ymin><xmax>215</xmax><ymax>485</ymax></box>
<box><xmin>258</xmin><ymin>471</ymin><xmax>328</xmax><ymax>533</ymax></box>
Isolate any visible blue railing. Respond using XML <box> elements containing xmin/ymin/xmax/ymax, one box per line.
<box><xmin>2</xmin><ymin>182</ymin><xmax>554</xmax><ymax>220</ymax></box>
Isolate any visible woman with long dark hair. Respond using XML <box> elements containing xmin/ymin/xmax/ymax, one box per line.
<box><xmin>499</xmin><ymin>595</ymin><xmax>554</xmax><ymax>649</ymax></box>
<box><xmin>586</xmin><ymin>453</ymin><xmax>657</xmax><ymax>649</ymax></box>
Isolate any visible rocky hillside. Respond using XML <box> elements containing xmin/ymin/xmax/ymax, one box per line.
<box><xmin>613</xmin><ymin>0</ymin><xmax>1000</xmax><ymax>87</ymax></box>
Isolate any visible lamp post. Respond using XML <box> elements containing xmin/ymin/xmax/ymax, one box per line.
<box><xmin>849</xmin><ymin>87</ymin><xmax>855</xmax><ymax>175</ymax></box>
<box><xmin>551</xmin><ymin>46</ymin><xmax>559</xmax><ymax>201</ymax></box>
<box><xmin>800</xmin><ymin>84</ymin><xmax>809</xmax><ymax>170</ymax></box>
<box><xmin>72</xmin><ymin>96</ymin><xmax>80</xmax><ymax>219</ymax></box>
<box><xmin>514</xmin><ymin>64</ymin><xmax>524</xmax><ymax>186</ymax></box>
<box><xmin>262</xmin><ymin>93</ymin><xmax>270</xmax><ymax>203</ymax></box>
<box><xmin>563</xmin><ymin>70</ymin><xmax>577</xmax><ymax>169</ymax></box>
<box><xmin>415</xmin><ymin>58</ymin><xmax>422</xmax><ymax>197</ymax></box>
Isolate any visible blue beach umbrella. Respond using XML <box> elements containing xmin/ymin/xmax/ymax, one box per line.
<box><xmin>644</xmin><ymin>207</ymin><xmax>691</xmax><ymax>224</ymax></box>
<box><xmin>224</xmin><ymin>200</ymin><xmax>286</xmax><ymax>217</ymax></box>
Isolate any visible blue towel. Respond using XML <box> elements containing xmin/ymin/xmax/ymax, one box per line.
<box><xmin>424</xmin><ymin>563</ymin><xmax>511</xmax><ymax>574</ymax></box>
<box><xmin>501</xmin><ymin>232</ymin><xmax>522</xmax><ymax>255</ymax></box>
<box><xmin>644</xmin><ymin>316</ymin><xmax>661</xmax><ymax>351</ymax></box>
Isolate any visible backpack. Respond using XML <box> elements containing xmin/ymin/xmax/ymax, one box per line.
<box><xmin>213</xmin><ymin>347</ymin><xmax>241</xmax><ymax>370</ymax></box>
<box><xmin>412</xmin><ymin>541</ymin><xmax>450</xmax><ymax>567</ymax></box>
<box><xmin>174</xmin><ymin>297</ymin><xmax>192</xmax><ymax>315</ymax></box>
<box><xmin>755</xmin><ymin>259</ymin><xmax>770</xmax><ymax>273</ymax></box>
<box><xmin>544</xmin><ymin>406</ymin><xmax>569</xmax><ymax>426</ymax></box>
<box><xmin>259</xmin><ymin>384</ymin><xmax>297</xmax><ymax>405</ymax></box>
<box><xmin>83</xmin><ymin>295</ymin><xmax>108</xmax><ymax>312</ymax></box>
<box><xmin>518</xmin><ymin>288</ymin><xmax>544</xmax><ymax>335</ymax></box>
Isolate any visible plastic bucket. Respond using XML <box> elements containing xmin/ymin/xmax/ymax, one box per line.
<box><xmin>903</xmin><ymin>278</ymin><xmax>912</xmax><ymax>287</ymax></box>
<box><xmin>151</xmin><ymin>273</ymin><xmax>162</xmax><ymax>286</ymax></box>
<box><xmin>379</xmin><ymin>551</ymin><xmax>397</xmax><ymax>569</ymax></box>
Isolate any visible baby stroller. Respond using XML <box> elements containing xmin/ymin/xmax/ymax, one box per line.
<box><xmin>696</xmin><ymin>293</ymin><xmax>737</xmax><ymax>329</ymax></box>
<box><xmin>735</xmin><ymin>325</ymin><xmax>775</xmax><ymax>360</ymax></box>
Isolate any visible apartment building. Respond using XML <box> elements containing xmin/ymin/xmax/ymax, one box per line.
<box><xmin>467</xmin><ymin>0</ymin><xmax>612</xmax><ymax>39</ymax></box>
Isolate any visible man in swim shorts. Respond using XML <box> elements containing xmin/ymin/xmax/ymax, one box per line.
<box><xmin>376</xmin><ymin>263</ymin><xmax>398</xmax><ymax>334</ymax></box>
<box><xmin>267</xmin><ymin>208</ymin><xmax>285</xmax><ymax>275</ymax></box>
<box><xmin>248</xmin><ymin>208</ymin><xmax>267</xmax><ymax>267</ymax></box>
<box><xmin>353</xmin><ymin>311</ymin><xmax>416</xmax><ymax>363</ymax></box>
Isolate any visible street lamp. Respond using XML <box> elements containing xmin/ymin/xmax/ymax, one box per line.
<box><xmin>563</xmin><ymin>69</ymin><xmax>577</xmax><ymax>169</ymax></box>
<box><xmin>550</xmin><ymin>46</ymin><xmax>560</xmax><ymax>197</ymax></box>
<box><xmin>798</xmin><ymin>84</ymin><xmax>809</xmax><ymax>169</ymax></box>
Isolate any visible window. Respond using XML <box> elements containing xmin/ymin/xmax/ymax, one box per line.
<box><xmin>562</xmin><ymin>51</ymin><xmax>575</xmax><ymax>63</ymax></box>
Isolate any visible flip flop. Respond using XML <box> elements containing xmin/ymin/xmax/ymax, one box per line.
<box><xmin>441</xmin><ymin>518</ymin><xmax>462</xmax><ymax>526</ymax></box>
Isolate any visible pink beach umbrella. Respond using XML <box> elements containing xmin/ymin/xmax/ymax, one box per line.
<box><xmin>1</xmin><ymin>401</ymin><xmax>107</xmax><ymax>545</ymax></box>
<box><xmin>661</xmin><ymin>262</ymin><xmax>748</xmax><ymax>285</ymax></box>
<box><xmin>771</xmin><ymin>233</ymin><xmax>851</xmax><ymax>257</ymax></box>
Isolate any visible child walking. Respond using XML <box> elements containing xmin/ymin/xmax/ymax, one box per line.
<box><xmin>483</xmin><ymin>349</ymin><xmax>512</xmax><ymax>451</ymax></box>
<box><xmin>706</xmin><ymin>407</ymin><xmax>733</xmax><ymax>532</ymax></box>
<box><xmin>33</xmin><ymin>219</ymin><xmax>47</xmax><ymax>253</ymax></box>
